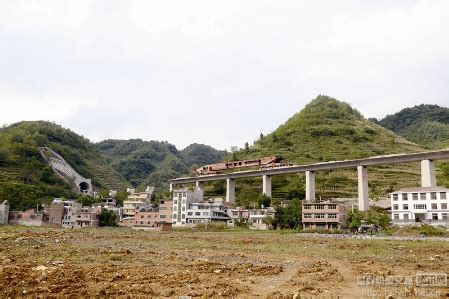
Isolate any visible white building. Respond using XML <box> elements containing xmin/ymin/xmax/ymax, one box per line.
<box><xmin>0</xmin><ymin>200</ymin><xmax>9</xmax><ymax>225</ymax></box>
<box><xmin>249</xmin><ymin>207</ymin><xmax>276</xmax><ymax>230</ymax></box>
<box><xmin>390</xmin><ymin>187</ymin><xmax>449</xmax><ymax>226</ymax></box>
<box><xmin>51</xmin><ymin>199</ymin><xmax>82</xmax><ymax>228</ymax></box>
<box><xmin>172</xmin><ymin>188</ymin><xmax>230</xmax><ymax>226</ymax></box>
<box><xmin>123</xmin><ymin>187</ymin><xmax>154</xmax><ymax>217</ymax></box>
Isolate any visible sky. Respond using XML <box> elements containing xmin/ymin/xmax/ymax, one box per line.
<box><xmin>0</xmin><ymin>0</ymin><xmax>448</xmax><ymax>150</ymax></box>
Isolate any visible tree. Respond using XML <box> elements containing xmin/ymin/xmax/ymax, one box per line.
<box><xmin>100</xmin><ymin>209</ymin><xmax>118</xmax><ymax>227</ymax></box>
<box><xmin>272</xmin><ymin>133</ymin><xmax>278</xmax><ymax>143</ymax></box>
<box><xmin>260</xmin><ymin>133</ymin><xmax>264</xmax><ymax>140</ymax></box>
<box><xmin>0</xmin><ymin>148</ymin><xmax>7</xmax><ymax>166</ymax></box>
<box><xmin>40</xmin><ymin>166</ymin><xmax>56</xmax><ymax>184</ymax></box>
<box><xmin>244</xmin><ymin>142</ymin><xmax>250</xmax><ymax>153</ymax></box>
<box><xmin>116</xmin><ymin>191</ymin><xmax>128</xmax><ymax>207</ymax></box>
<box><xmin>76</xmin><ymin>195</ymin><xmax>97</xmax><ymax>206</ymax></box>
<box><xmin>347</xmin><ymin>209</ymin><xmax>362</xmax><ymax>232</ymax></box>
<box><xmin>257</xmin><ymin>194</ymin><xmax>271</xmax><ymax>208</ymax></box>
<box><xmin>272</xmin><ymin>199</ymin><xmax>302</xmax><ymax>229</ymax></box>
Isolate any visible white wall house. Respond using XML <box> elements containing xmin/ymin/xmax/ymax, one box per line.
<box><xmin>390</xmin><ymin>187</ymin><xmax>449</xmax><ymax>226</ymax></box>
<box><xmin>172</xmin><ymin>188</ymin><xmax>203</xmax><ymax>227</ymax></box>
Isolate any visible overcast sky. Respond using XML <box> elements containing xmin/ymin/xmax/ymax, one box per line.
<box><xmin>1</xmin><ymin>1</ymin><xmax>448</xmax><ymax>150</ymax></box>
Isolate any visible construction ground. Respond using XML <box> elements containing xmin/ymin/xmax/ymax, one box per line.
<box><xmin>0</xmin><ymin>227</ymin><xmax>448</xmax><ymax>297</ymax></box>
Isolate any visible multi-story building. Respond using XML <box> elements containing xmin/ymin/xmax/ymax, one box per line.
<box><xmin>249</xmin><ymin>207</ymin><xmax>276</xmax><ymax>230</ymax></box>
<box><xmin>123</xmin><ymin>187</ymin><xmax>154</xmax><ymax>217</ymax></box>
<box><xmin>75</xmin><ymin>207</ymin><xmax>101</xmax><ymax>227</ymax></box>
<box><xmin>48</xmin><ymin>201</ymin><xmax>65</xmax><ymax>227</ymax></box>
<box><xmin>59</xmin><ymin>200</ymin><xmax>82</xmax><ymax>228</ymax></box>
<box><xmin>227</xmin><ymin>207</ymin><xmax>250</xmax><ymax>227</ymax></box>
<box><xmin>172</xmin><ymin>188</ymin><xmax>232</xmax><ymax>226</ymax></box>
<box><xmin>158</xmin><ymin>199</ymin><xmax>173</xmax><ymax>224</ymax></box>
<box><xmin>302</xmin><ymin>202</ymin><xmax>348</xmax><ymax>230</ymax></box>
<box><xmin>0</xmin><ymin>200</ymin><xmax>9</xmax><ymax>225</ymax></box>
<box><xmin>390</xmin><ymin>187</ymin><xmax>449</xmax><ymax>225</ymax></box>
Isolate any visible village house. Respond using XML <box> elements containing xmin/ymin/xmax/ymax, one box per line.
<box><xmin>123</xmin><ymin>187</ymin><xmax>154</xmax><ymax>217</ymax></box>
<box><xmin>390</xmin><ymin>186</ymin><xmax>449</xmax><ymax>225</ymax></box>
<box><xmin>75</xmin><ymin>206</ymin><xmax>101</xmax><ymax>228</ymax></box>
<box><xmin>227</xmin><ymin>207</ymin><xmax>250</xmax><ymax>227</ymax></box>
<box><xmin>248</xmin><ymin>207</ymin><xmax>276</xmax><ymax>230</ymax></box>
<box><xmin>8</xmin><ymin>208</ymin><xmax>44</xmax><ymax>227</ymax></box>
<box><xmin>302</xmin><ymin>202</ymin><xmax>348</xmax><ymax>230</ymax></box>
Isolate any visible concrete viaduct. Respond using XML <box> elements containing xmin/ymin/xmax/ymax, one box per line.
<box><xmin>170</xmin><ymin>150</ymin><xmax>449</xmax><ymax>211</ymax></box>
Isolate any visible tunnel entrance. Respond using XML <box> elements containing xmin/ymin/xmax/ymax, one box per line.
<box><xmin>79</xmin><ymin>181</ymin><xmax>90</xmax><ymax>193</ymax></box>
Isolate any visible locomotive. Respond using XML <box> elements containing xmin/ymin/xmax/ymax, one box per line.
<box><xmin>193</xmin><ymin>156</ymin><xmax>292</xmax><ymax>176</ymax></box>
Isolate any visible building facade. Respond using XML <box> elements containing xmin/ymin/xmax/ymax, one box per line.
<box><xmin>123</xmin><ymin>187</ymin><xmax>154</xmax><ymax>217</ymax></box>
<box><xmin>390</xmin><ymin>187</ymin><xmax>449</xmax><ymax>225</ymax></box>
<box><xmin>302</xmin><ymin>202</ymin><xmax>348</xmax><ymax>230</ymax></box>
<box><xmin>248</xmin><ymin>207</ymin><xmax>275</xmax><ymax>230</ymax></box>
<box><xmin>0</xmin><ymin>200</ymin><xmax>9</xmax><ymax>225</ymax></box>
<box><xmin>8</xmin><ymin>209</ymin><xmax>44</xmax><ymax>226</ymax></box>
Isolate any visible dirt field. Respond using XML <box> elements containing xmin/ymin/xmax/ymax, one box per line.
<box><xmin>1</xmin><ymin>227</ymin><xmax>448</xmax><ymax>298</ymax></box>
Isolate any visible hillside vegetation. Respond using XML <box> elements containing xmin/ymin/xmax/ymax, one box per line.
<box><xmin>0</xmin><ymin>121</ymin><xmax>128</xmax><ymax>210</ymax></box>
<box><xmin>379</xmin><ymin>104</ymin><xmax>449</xmax><ymax>149</ymax></box>
<box><xmin>96</xmin><ymin>140</ymin><xmax>228</xmax><ymax>189</ymax></box>
<box><xmin>208</xmin><ymin>96</ymin><xmax>448</xmax><ymax>207</ymax></box>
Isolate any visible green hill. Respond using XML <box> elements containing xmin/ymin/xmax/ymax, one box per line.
<box><xmin>0</xmin><ymin>121</ymin><xmax>129</xmax><ymax>210</ymax></box>
<box><xmin>378</xmin><ymin>104</ymin><xmax>449</xmax><ymax>149</ymax></box>
<box><xmin>218</xmin><ymin>96</ymin><xmax>449</xmax><ymax>207</ymax></box>
<box><xmin>96</xmin><ymin>140</ymin><xmax>228</xmax><ymax>189</ymax></box>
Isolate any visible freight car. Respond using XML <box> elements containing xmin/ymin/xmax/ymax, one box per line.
<box><xmin>193</xmin><ymin>156</ymin><xmax>292</xmax><ymax>176</ymax></box>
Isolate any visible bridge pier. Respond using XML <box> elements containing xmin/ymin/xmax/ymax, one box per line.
<box><xmin>226</xmin><ymin>179</ymin><xmax>235</xmax><ymax>203</ymax></box>
<box><xmin>358</xmin><ymin>166</ymin><xmax>369</xmax><ymax>211</ymax></box>
<box><xmin>169</xmin><ymin>183</ymin><xmax>173</xmax><ymax>192</ymax></box>
<box><xmin>421</xmin><ymin>159</ymin><xmax>436</xmax><ymax>187</ymax></box>
<box><xmin>196</xmin><ymin>181</ymin><xmax>204</xmax><ymax>189</ymax></box>
<box><xmin>262</xmin><ymin>175</ymin><xmax>272</xmax><ymax>197</ymax></box>
<box><xmin>305</xmin><ymin>171</ymin><xmax>316</xmax><ymax>202</ymax></box>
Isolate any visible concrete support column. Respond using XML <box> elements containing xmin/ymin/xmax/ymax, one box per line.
<box><xmin>421</xmin><ymin>160</ymin><xmax>437</xmax><ymax>187</ymax></box>
<box><xmin>358</xmin><ymin>166</ymin><xmax>369</xmax><ymax>211</ymax></box>
<box><xmin>226</xmin><ymin>179</ymin><xmax>236</xmax><ymax>203</ymax></box>
<box><xmin>169</xmin><ymin>183</ymin><xmax>173</xmax><ymax>192</ymax></box>
<box><xmin>262</xmin><ymin>175</ymin><xmax>272</xmax><ymax>197</ymax></box>
<box><xmin>305</xmin><ymin>171</ymin><xmax>315</xmax><ymax>202</ymax></box>
<box><xmin>196</xmin><ymin>181</ymin><xmax>204</xmax><ymax>189</ymax></box>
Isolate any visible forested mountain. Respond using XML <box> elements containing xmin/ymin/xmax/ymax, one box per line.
<box><xmin>96</xmin><ymin>140</ymin><xmax>228</xmax><ymax>188</ymax></box>
<box><xmin>378</xmin><ymin>104</ymin><xmax>449</xmax><ymax>149</ymax></box>
<box><xmin>0</xmin><ymin>121</ymin><xmax>128</xmax><ymax>210</ymax></box>
<box><xmin>215</xmin><ymin>96</ymin><xmax>446</xmax><ymax>207</ymax></box>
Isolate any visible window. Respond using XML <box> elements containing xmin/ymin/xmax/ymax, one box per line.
<box><xmin>420</xmin><ymin>193</ymin><xmax>426</xmax><ymax>200</ymax></box>
<box><xmin>195</xmin><ymin>212</ymin><xmax>201</xmax><ymax>216</ymax></box>
<box><xmin>414</xmin><ymin>204</ymin><xmax>427</xmax><ymax>209</ymax></box>
<box><xmin>315</xmin><ymin>213</ymin><xmax>325</xmax><ymax>218</ymax></box>
<box><xmin>393</xmin><ymin>194</ymin><xmax>399</xmax><ymax>201</ymax></box>
<box><xmin>315</xmin><ymin>205</ymin><xmax>324</xmax><ymax>209</ymax></box>
<box><xmin>303</xmin><ymin>213</ymin><xmax>312</xmax><ymax>218</ymax></box>
<box><xmin>441</xmin><ymin>192</ymin><xmax>447</xmax><ymax>200</ymax></box>
<box><xmin>404</xmin><ymin>214</ymin><xmax>409</xmax><ymax>220</ymax></box>
<box><xmin>160</xmin><ymin>215</ymin><xmax>166</xmax><ymax>218</ymax></box>
<box><xmin>328</xmin><ymin>214</ymin><xmax>337</xmax><ymax>218</ymax></box>
<box><xmin>173</xmin><ymin>206</ymin><xmax>177</xmax><ymax>211</ymax></box>
<box><xmin>432</xmin><ymin>213</ymin><xmax>438</xmax><ymax>220</ymax></box>
<box><xmin>182</xmin><ymin>214</ymin><xmax>185</xmax><ymax>219</ymax></box>
<box><xmin>187</xmin><ymin>212</ymin><xmax>193</xmax><ymax>216</ymax></box>
<box><xmin>442</xmin><ymin>203</ymin><xmax>447</xmax><ymax>209</ymax></box>
<box><xmin>393</xmin><ymin>204</ymin><xmax>399</xmax><ymax>210</ymax></box>
<box><xmin>431</xmin><ymin>192</ymin><xmax>437</xmax><ymax>200</ymax></box>
<box><xmin>328</xmin><ymin>205</ymin><xmax>337</xmax><ymax>209</ymax></box>
<box><xmin>431</xmin><ymin>203</ymin><xmax>437</xmax><ymax>210</ymax></box>
<box><xmin>393</xmin><ymin>214</ymin><xmax>399</xmax><ymax>220</ymax></box>
<box><xmin>303</xmin><ymin>205</ymin><xmax>311</xmax><ymax>210</ymax></box>
<box><xmin>203</xmin><ymin>212</ymin><xmax>209</xmax><ymax>216</ymax></box>
<box><xmin>160</xmin><ymin>207</ymin><xmax>166</xmax><ymax>210</ymax></box>
<box><xmin>182</xmin><ymin>206</ymin><xmax>185</xmax><ymax>211</ymax></box>
<box><xmin>403</xmin><ymin>204</ymin><xmax>409</xmax><ymax>210</ymax></box>
<box><xmin>442</xmin><ymin>213</ymin><xmax>448</xmax><ymax>220</ymax></box>
<box><xmin>174</xmin><ymin>200</ymin><xmax>177</xmax><ymax>204</ymax></box>
<box><xmin>412</xmin><ymin>193</ymin><xmax>418</xmax><ymax>200</ymax></box>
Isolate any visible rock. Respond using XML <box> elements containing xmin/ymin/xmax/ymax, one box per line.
<box><xmin>214</xmin><ymin>269</ymin><xmax>222</xmax><ymax>274</ymax></box>
<box><xmin>52</xmin><ymin>260</ymin><xmax>64</xmax><ymax>265</ymax></box>
<box><xmin>34</xmin><ymin>265</ymin><xmax>48</xmax><ymax>271</ymax></box>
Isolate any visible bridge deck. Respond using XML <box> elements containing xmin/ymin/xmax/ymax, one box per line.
<box><xmin>171</xmin><ymin>149</ymin><xmax>449</xmax><ymax>184</ymax></box>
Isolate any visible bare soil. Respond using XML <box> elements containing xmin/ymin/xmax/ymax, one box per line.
<box><xmin>1</xmin><ymin>227</ymin><xmax>448</xmax><ymax>297</ymax></box>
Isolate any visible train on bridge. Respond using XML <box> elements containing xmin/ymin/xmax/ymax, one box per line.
<box><xmin>193</xmin><ymin>156</ymin><xmax>292</xmax><ymax>176</ymax></box>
